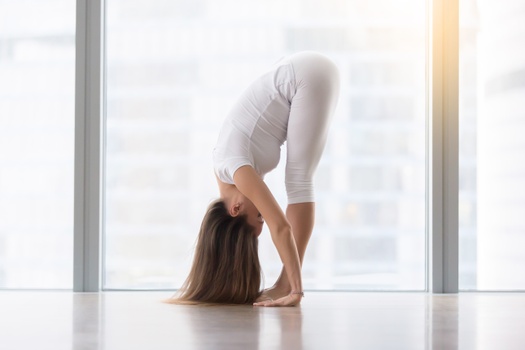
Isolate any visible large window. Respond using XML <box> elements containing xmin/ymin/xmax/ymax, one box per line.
<box><xmin>0</xmin><ymin>0</ymin><xmax>75</xmax><ymax>288</ymax></box>
<box><xmin>1</xmin><ymin>0</ymin><xmax>523</xmax><ymax>292</ymax></box>
<box><xmin>459</xmin><ymin>0</ymin><xmax>525</xmax><ymax>290</ymax></box>
<box><xmin>104</xmin><ymin>0</ymin><xmax>427</xmax><ymax>290</ymax></box>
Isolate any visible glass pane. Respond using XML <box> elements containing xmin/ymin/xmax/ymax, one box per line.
<box><xmin>0</xmin><ymin>1</ymin><xmax>75</xmax><ymax>288</ymax></box>
<box><xmin>459</xmin><ymin>0</ymin><xmax>525</xmax><ymax>290</ymax></box>
<box><xmin>105</xmin><ymin>0</ymin><xmax>427</xmax><ymax>290</ymax></box>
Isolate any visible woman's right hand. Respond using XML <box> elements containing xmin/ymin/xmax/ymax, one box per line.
<box><xmin>255</xmin><ymin>290</ymin><xmax>273</xmax><ymax>303</ymax></box>
<box><xmin>253</xmin><ymin>293</ymin><xmax>302</xmax><ymax>307</ymax></box>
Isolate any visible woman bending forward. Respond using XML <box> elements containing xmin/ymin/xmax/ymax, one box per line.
<box><xmin>170</xmin><ymin>52</ymin><xmax>339</xmax><ymax>307</ymax></box>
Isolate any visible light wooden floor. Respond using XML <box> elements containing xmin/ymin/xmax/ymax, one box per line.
<box><xmin>0</xmin><ymin>292</ymin><xmax>524</xmax><ymax>349</ymax></box>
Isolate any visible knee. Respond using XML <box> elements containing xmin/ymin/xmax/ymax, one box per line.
<box><xmin>285</xmin><ymin>179</ymin><xmax>315</xmax><ymax>204</ymax></box>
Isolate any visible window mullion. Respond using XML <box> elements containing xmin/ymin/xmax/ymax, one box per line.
<box><xmin>430</xmin><ymin>0</ymin><xmax>459</xmax><ymax>293</ymax></box>
<box><xmin>74</xmin><ymin>0</ymin><xmax>105</xmax><ymax>292</ymax></box>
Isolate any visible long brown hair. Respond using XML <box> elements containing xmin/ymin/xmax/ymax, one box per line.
<box><xmin>167</xmin><ymin>199</ymin><xmax>262</xmax><ymax>305</ymax></box>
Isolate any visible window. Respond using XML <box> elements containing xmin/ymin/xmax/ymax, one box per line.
<box><xmin>104</xmin><ymin>0</ymin><xmax>427</xmax><ymax>290</ymax></box>
<box><xmin>0</xmin><ymin>0</ymin><xmax>75</xmax><ymax>288</ymax></box>
<box><xmin>459</xmin><ymin>0</ymin><xmax>525</xmax><ymax>290</ymax></box>
<box><xmin>2</xmin><ymin>0</ymin><xmax>521</xmax><ymax>292</ymax></box>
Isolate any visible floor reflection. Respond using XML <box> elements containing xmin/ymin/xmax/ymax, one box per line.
<box><xmin>73</xmin><ymin>293</ymin><xmax>104</xmax><ymax>350</ymax></box>
<box><xmin>428</xmin><ymin>295</ymin><xmax>459</xmax><ymax>350</ymax></box>
<box><xmin>277</xmin><ymin>308</ymin><xmax>303</xmax><ymax>350</ymax></box>
<box><xmin>2</xmin><ymin>292</ymin><xmax>524</xmax><ymax>350</ymax></box>
<box><xmin>185</xmin><ymin>305</ymin><xmax>262</xmax><ymax>350</ymax></box>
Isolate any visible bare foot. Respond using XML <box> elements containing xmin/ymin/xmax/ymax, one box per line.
<box><xmin>256</xmin><ymin>285</ymin><xmax>291</xmax><ymax>303</ymax></box>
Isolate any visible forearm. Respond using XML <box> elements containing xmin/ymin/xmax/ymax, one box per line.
<box><xmin>270</xmin><ymin>225</ymin><xmax>303</xmax><ymax>292</ymax></box>
<box><xmin>268</xmin><ymin>202</ymin><xmax>315</xmax><ymax>291</ymax></box>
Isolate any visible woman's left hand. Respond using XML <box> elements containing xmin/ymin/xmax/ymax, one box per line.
<box><xmin>253</xmin><ymin>293</ymin><xmax>302</xmax><ymax>307</ymax></box>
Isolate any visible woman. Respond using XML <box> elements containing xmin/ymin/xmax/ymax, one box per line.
<box><xmin>170</xmin><ymin>51</ymin><xmax>339</xmax><ymax>307</ymax></box>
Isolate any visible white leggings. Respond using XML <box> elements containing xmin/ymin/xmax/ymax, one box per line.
<box><xmin>283</xmin><ymin>52</ymin><xmax>340</xmax><ymax>203</ymax></box>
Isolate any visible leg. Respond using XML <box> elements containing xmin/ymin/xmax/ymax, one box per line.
<box><xmin>257</xmin><ymin>203</ymin><xmax>315</xmax><ymax>301</ymax></box>
<box><xmin>287</xmin><ymin>203</ymin><xmax>315</xmax><ymax>265</ymax></box>
<box><xmin>258</xmin><ymin>53</ymin><xmax>339</xmax><ymax>301</ymax></box>
<box><xmin>283</xmin><ymin>52</ymin><xmax>340</xmax><ymax>205</ymax></box>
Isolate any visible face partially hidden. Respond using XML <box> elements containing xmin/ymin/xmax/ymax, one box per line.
<box><xmin>241</xmin><ymin>197</ymin><xmax>264</xmax><ymax>237</ymax></box>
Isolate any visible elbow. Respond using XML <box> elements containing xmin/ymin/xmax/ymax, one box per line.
<box><xmin>272</xmin><ymin>222</ymin><xmax>292</xmax><ymax>239</ymax></box>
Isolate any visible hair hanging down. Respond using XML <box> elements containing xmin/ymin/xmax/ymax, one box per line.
<box><xmin>167</xmin><ymin>199</ymin><xmax>262</xmax><ymax>305</ymax></box>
